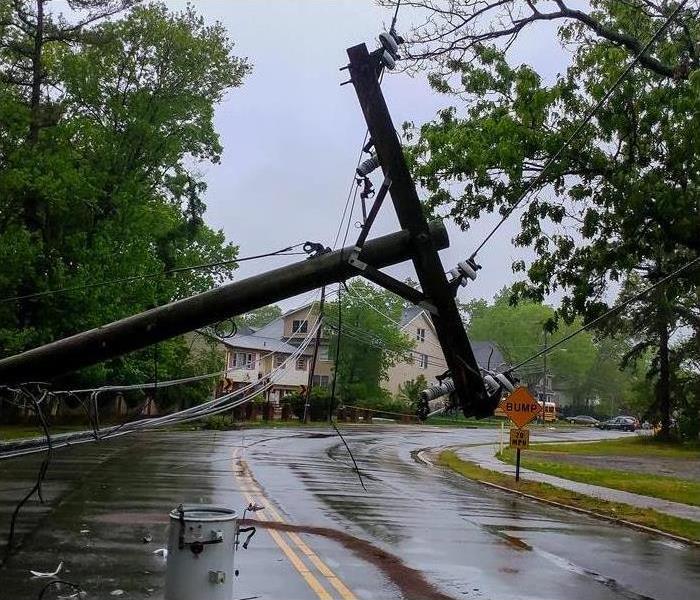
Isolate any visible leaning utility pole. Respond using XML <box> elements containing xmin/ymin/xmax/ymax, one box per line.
<box><xmin>345</xmin><ymin>43</ymin><xmax>492</xmax><ymax>417</ymax></box>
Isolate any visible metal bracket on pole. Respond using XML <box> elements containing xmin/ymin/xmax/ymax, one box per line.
<box><xmin>347</xmin><ymin>43</ymin><xmax>492</xmax><ymax>418</ymax></box>
<box><xmin>347</xmin><ymin>175</ymin><xmax>392</xmax><ymax>271</ymax></box>
<box><xmin>357</xmin><ymin>265</ymin><xmax>436</xmax><ymax>314</ymax></box>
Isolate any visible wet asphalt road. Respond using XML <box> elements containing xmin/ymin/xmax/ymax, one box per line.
<box><xmin>1</xmin><ymin>425</ymin><xmax>699</xmax><ymax>600</ymax></box>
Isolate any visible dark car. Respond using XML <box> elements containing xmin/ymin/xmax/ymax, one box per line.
<box><xmin>597</xmin><ymin>416</ymin><xmax>637</xmax><ymax>431</ymax></box>
<box><xmin>619</xmin><ymin>415</ymin><xmax>641</xmax><ymax>429</ymax></box>
<box><xmin>567</xmin><ymin>415</ymin><xmax>599</xmax><ymax>426</ymax></box>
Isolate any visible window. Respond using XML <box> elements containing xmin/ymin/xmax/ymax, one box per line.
<box><xmin>312</xmin><ymin>375</ymin><xmax>330</xmax><ymax>388</ymax></box>
<box><xmin>274</xmin><ymin>353</ymin><xmax>287</xmax><ymax>369</ymax></box>
<box><xmin>295</xmin><ymin>356</ymin><xmax>307</xmax><ymax>371</ymax></box>
<box><xmin>292</xmin><ymin>319</ymin><xmax>308</xmax><ymax>334</ymax></box>
<box><xmin>319</xmin><ymin>345</ymin><xmax>329</xmax><ymax>361</ymax></box>
<box><xmin>232</xmin><ymin>352</ymin><xmax>256</xmax><ymax>370</ymax></box>
<box><xmin>416</xmin><ymin>327</ymin><xmax>426</xmax><ymax>342</ymax></box>
<box><xmin>419</xmin><ymin>353</ymin><xmax>428</xmax><ymax>369</ymax></box>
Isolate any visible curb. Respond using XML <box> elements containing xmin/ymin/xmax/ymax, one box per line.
<box><xmin>419</xmin><ymin>448</ymin><xmax>700</xmax><ymax>549</ymax></box>
<box><xmin>476</xmin><ymin>479</ymin><xmax>700</xmax><ymax>548</ymax></box>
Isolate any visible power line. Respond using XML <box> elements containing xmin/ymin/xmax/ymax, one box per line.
<box><xmin>331</xmin><ymin>321</ymin><xmax>446</xmax><ymax>367</ymax></box>
<box><xmin>0</xmin><ymin>320</ymin><xmax>322</xmax><ymax>459</ymax></box>
<box><xmin>327</xmin><ymin>283</ymin><xmax>367</xmax><ymax>492</ymax></box>
<box><xmin>506</xmin><ymin>255</ymin><xmax>700</xmax><ymax>373</ymax></box>
<box><xmin>0</xmin><ymin>244</ymin><xmax>307</xmax><ymax>304</ymax></box>
<box><xmin>390</xmin><ymin>0</ymin><xmax>402</xmax><ymax>33</ymax></box>
<box><xmin>333</xmin><ymin>131</ymin><xmax>369</xmax><ymax>249</ymax></box>
<box><xmin>469</xmin><ymin>0</ymin><xmax>688</xmax><ymax>260</ymax></box>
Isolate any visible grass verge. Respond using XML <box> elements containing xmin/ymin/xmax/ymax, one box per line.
<box><xmin>0</xmin><ymin>424</ymin><xmax>86</xmax><ymax>442</ymax></box>
<box><xmin>530</xmin><ymin>436</ymin><xmax>700</xmax><ymax>458</ymax></box>
<box><xmin>498</xmin><ymin>447</ymin><xmax>700</xmax><ymax>506</ymax></box>
<box><xmin>438</xmin><ymin>449</ymin><xmax>700</xmax><ymax>543</ymax></box>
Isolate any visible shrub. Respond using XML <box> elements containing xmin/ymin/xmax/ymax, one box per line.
<box><xmin>284</xmin><ymin>387</ymin><xmax>331</xmax><ymax>421</ymax></box>
<box><xmin>201</xmin><ymin>415</ymin><xmax>235</xmax><ymax>430</ymax></box>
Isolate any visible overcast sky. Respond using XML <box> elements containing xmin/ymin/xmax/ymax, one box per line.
<box><xmin>163</xmin><ymin>0</ymin><xmax>571</xmax><ymax>310</ymax></box>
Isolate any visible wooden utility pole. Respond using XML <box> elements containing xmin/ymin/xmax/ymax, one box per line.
<box><xmin>346</xmin><ymin>44</ymin><xmax>490</xmax><ymax>417</ymax></box>
<box><xmin>0</xmin><ymin>225</ymin><xmax>447</xmax><ymax>385</ymax></box>
<box><xmin>0</xmin><ymin>41</ymin><xmax>500</xmax><ymax>421</ymax></box>
<box><xmin>542</xmin><ymin>330</ymin><xmax>548</xmax><ymax>425</ymax></box>
<box><xmin>303</xmin><ymin>286</ymin><xmax>325</xmax><ymax>424</ymax></box>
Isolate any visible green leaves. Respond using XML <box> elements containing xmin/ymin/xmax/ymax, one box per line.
<box><xmin>409</xmin><ymin>2</ymin><xmax>699</xmax><ymax>432</ymax></box>
<box><xmin>326</xmin><ymin>280</ymin><xmax>414</xmax><ymax>404</ymax></box>
<box><xmin>0</xmin><ymin>1</ymin><xmax>248</xmax><ymax>396</ymax></box>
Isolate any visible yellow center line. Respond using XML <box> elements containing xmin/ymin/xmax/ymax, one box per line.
<box><xmin>232</xmin><ymin>448</ymin><xmax>358</xmax><ymax>600</ymax></box>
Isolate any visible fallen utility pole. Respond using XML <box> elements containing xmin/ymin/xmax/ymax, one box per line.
<box><xmin>346</xmin><ymin>43</ymin><xmax>491</xmax><ymax>417</ymax></box>
<box><xmin>0</xmin><ymin>224</ymin><xmax>447</xmax><ymax>385</ymax></box>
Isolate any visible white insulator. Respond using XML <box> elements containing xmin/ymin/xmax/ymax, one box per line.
<box><xmin>483</xmin><ymin>374</ymin><xmax>499</xmax><ymax>394</ymax></box>
<box><xmin>420</xmin><ymin>379</ymin><xmax>455</xmax><ymax>402</ymax></box>
<box><xmin>448</xmin><ymin>268</ymin><xmax>468</xmax><ymax>287</ymax></box>
<box><xmin>458</xmin><ymin>261</ymin><xmax>478</xmax><ymax>281</ymax></box>
<box><xmin>381</xmin><ymin>49</ymin><xmax>396</xmax><ymax>70</ymax></box>
<box><xmin>356</xmin><ymin>154</ymin><xmax>380</xmax><ymax>177</ymax></box>
<box><xmin>495</xmin><ymin>373</ymin><xmax>514</xmax><ymax>392</ymax></box>
<box><xmin>379</xmin><ymin>32</ymin><xmax>399</xmax><ymax>57</ymax></box>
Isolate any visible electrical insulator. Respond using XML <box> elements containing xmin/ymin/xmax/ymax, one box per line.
<box><xmin>449</xmin><ymin>257</ymin><xmax>481</xmax><ymax>288</ymax></box>
<box><xmin>357</xmin><ymin>154</ymin><xmax>380</xmax><ymax>177</ymax></box>
<box><xmin>379</xmin><ymin>32</ymin><xmax>399</xmax><ymax>57</ymax></box>
<box><xmin>495</xmin><ymin>373</ymin><xmax>514</xmax><ymax>393</ymax></box>
<box><xmin>381</xmin><ymin>50</ymin><xmax>396</xmax><ymax>70</ymax></box>
<box><xmin>420</xmin><ymin>379</ymin><xmax>455</xmax><ymax>402</ymax></box>
<box><xmin>483</xmin><ymin>374</ymin><xmax>499</xmax><ymax>394</ymax></box>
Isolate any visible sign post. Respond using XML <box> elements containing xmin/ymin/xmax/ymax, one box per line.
<box><xmin>508</xmin><ymin>428</ymin><xmax>530</xmax><ymax>481</ymax></box>
<box><xmin>498</xmin><ymin>387</ymin><xmax>541</xmax><ymax>483</ymax></box>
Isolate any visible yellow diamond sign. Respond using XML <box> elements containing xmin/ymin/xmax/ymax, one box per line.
<box><xmin>498</xmin><ymin>387</ymin><xmax>541</xmax><ymax>429</ymax></box>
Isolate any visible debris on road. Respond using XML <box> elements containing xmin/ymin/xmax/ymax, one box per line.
<box><xmin>30</xmin><ymin>561</ymin><xmax>63</xmax><ymax>578</ymax></box>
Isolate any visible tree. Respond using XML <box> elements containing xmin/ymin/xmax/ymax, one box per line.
<box><xmin>0</xmin><ymin>2</ymin><xmax>250</xmax><ymax>395</ymax></box>
<box><xmin>326</xmin><ymin>279</ymin><xmax>414</xmax><ymax>404</ymax></box>
<box><xmin>401</xmin><ymin>1</ymin><xmax>699</xmax><ymax>438</ymax></box>
<box><xmin>467</xmin><ymin>290</ymin><xmax>622</xmax><ymax>408</ymax></box>
<box><xmin>238</xmin><ymin>304</ymin><xmax>282</xmax><ymax>329</ymax></box>
<box><xmin>396</xmin><ymin>374</ymin><xmax>428</xmax><ymax>409</ymax></box>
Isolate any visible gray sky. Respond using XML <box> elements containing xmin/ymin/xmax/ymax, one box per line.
<box><xmin>165</xmin><ymin>0</ymin><xmax>571</xmax><ymax>310</ymax></box>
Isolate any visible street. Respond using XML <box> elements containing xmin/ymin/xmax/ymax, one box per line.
<box><xmin>1</xmin><ymin>426</ymin><xmax>699</xmax><ymax>599</ymax></box>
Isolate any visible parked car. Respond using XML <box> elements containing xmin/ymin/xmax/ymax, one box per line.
<box><xmin>619</xmin><ymin>415</ymin><xmax>641</xmax><ymax>429</ymax></box>
<box><xmin>566</xmin><ymin>415</ymin><xmax>599</xmax><ymax>426</ymax></box>
<box><xmin>597</xmin><ymin>416</ymin><xmax>637</xmax><ymax>431</ymax></box>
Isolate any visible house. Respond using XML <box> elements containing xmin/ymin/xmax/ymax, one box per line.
<box><xmin>215</xmin><ymin>301</ymin><xmax>505</xmax><ymax>407</ymax></box>
<box><xmin>218</xmin><ymin>303</ymin><xmax>333</xmax><ymax>406</ymax></box>
<box><xmin>383</xmin><ymin>306</ymin><xmax>506</xmax><ymax>395</ymax></box>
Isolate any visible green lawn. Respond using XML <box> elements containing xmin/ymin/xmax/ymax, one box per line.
<box><xmin>530</xmin><ymin>436</ymin><xmax>700</xmax><ymax>458</ymax></box>
<box><xmin>439</xmin><ymin>450</ymin><xmax>700</xmax><ymax>543</ymax></box>
<box><xmin>499</xmin><ymin>447</ymin><xmax>700</xmax><ymax>507</ymax></box>
<box><xmin>0</xmin><ymin>424</ymin><xmax>87</xmax><ymax>442</ymax></box>
<box><xmin>424</xmin><ymin>415</ymin><xmax>501</xmax><ymax>428</ymax></box>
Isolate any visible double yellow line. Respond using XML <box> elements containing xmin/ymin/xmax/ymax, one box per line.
<box><xmin>232</xmin><ymin>448</ymin><xmax>357</xmax><ymax>600</ymax></box>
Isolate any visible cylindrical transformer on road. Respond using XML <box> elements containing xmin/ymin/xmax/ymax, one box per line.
<box><xmin>165</xmin><ymin>505</ymin><xmax>239</xmax><ymax>600</ymax></box>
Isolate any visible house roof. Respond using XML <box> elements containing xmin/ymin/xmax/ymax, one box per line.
<box><xmin>221</xmin><ymin>334</ymin><xmax>311</xmax><ymax>355</ymax></box>
<box><xmin>471</xmin><ymin>341</ymin><xmax>506</xmax><ymax>371</ymax></box>
<box><xmin>400</xmin><ymin>305</ymin><xmax>424</xmax><ymax>327</ymax></box>
<box><xmin>252</xmin><ymin>316</ymin><xmax>284</xmax><ymax>339</ymax></box>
